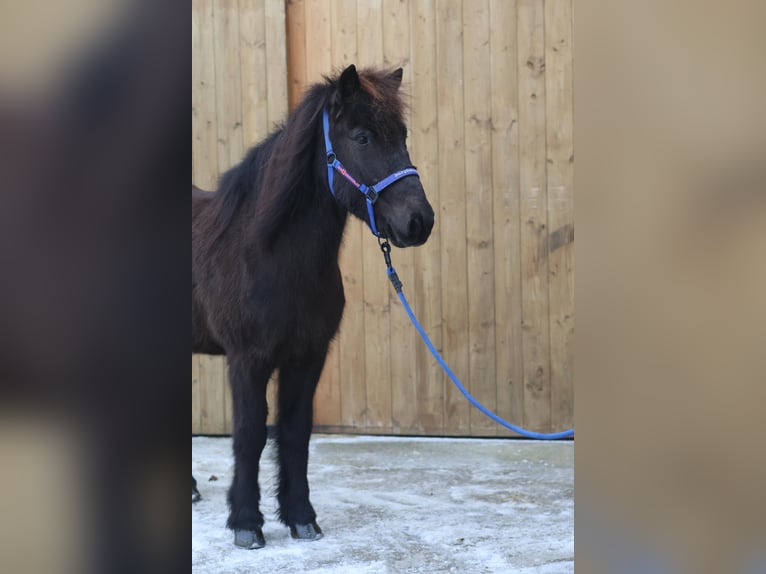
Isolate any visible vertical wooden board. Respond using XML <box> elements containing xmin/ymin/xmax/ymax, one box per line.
<box><xmin>314</xmin><ymin>344</ymin><xmax>342</xmax><ymax>428</ymax></box>
<box><xmin>410</xmin><ymin>0</ymin><xmax>444</xmax><ymax>434</ymax></box>
<box><xmin>382</xmin><ymin>0</ymin><xmax>410</xmax><ymax>69</ymax></box>
<box><xmin>436</xmin><ymin>0</ymin><xmax>470</xmax><ymax>435</ymax></box>
<box><xmin>462</xmin><ymin>0</ymin><xmax>496</xmax><ymax>435</ymax></box>
<box><xmin>239</xmin><ymin>0</ymin><xmax>268</xmax><ymax>149</ymax></box>
<box><xmin>286</xmin><ymin>0</ymin><xmax>307</xmax><ymax>109</ymax></box>
<box><xmin>331</xmin><ymin>0</ymin><xmax>368</xmax><ymax>430</ymax></box>
<box><xmin>330</xmin><ymin>0</ymin><xmax>358</xmax><ymax>66</ymax></box>
<box><xmin>381</xmin><ymin>0</ymin><xmax>412</xmax><ymax>123</ymax></box>
<box><xmin>265</xmin><ymin>0</ymin><xmax>289</xmax><ymax>128</ymax></box>
<box><xmin>213</xmin><ymin>0</ymin><xmax>244</xmax><ymax>170</ymax></box>
<box><xmin>489</xmin><ymin>0</ymin><xmax>524</xmax><ymax>437</ymax></box>
<box><xmin>216</xmin><ymin>357</ymin><xmax>230</xmax><ymax>434</ymax></box>
<box><xmin>223</xmin><ymin>361</ymin><xmax>233</xmax><ymax>433</ymax></box>
<box><xmin>192</xmin><ymin>356</ymin><xmax>201</xmax><ymax>433</ymax></box>
<box><xmin>198</xmin><ymin>357</ymin><xmax>211</xmax><ymax>432</ymax></box>
<box><xmin>410</xmin><ymin>0</ymin><xmax>445</xmax><ymax>435</ymax></box>
<box><xmin>356</xmin><ymin>0</ymin><xmax>383</xmax><ymax>68</ymax></box>
<box><xmin>517</xmin><ymin>0</ymin><xmax>551</xmax><ymax>432</ymax></box>
<box><xmin>199</xmin><ymin>356</ymin><xmax>228</xmax><ymax>434</ymax></box>
<box><xmin>383</xmin><ymin>0</ymin><xmax>418</xmax><ymax>434</ymax></box>
<box><xmin>544</xmin><ymin>0</ymin><xmax>574</xmax><ymax>431</ymax></box>
<box><xmin>192</xmin><ymin>0</ymin><xmax>219</xmax><ymax>190</ymax></box>
<box><xmin>357</xmin><ymin>0</ymin><xmax>392</xmax><ymax>432</ymax></box>
<box><xmin>305</xmin><ymin>0</ymin><xmax>332</xmax><ymax>83</ymax></box>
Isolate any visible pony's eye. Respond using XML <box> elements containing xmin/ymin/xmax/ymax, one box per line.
<box><xmin>353</xmin><ymin>133</ymin><xmax>369</xmax><ymax>146</ymax></box>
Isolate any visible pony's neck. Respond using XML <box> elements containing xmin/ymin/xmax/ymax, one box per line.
<box><xmin>244</xmin><ymin>129</ymin><xmax>348</xmax><ymax>273</ymax></box>
<box><xmin>285</xmin><ymin>140</ymin><xmax>349</xmax><ymax>263</ymax></box>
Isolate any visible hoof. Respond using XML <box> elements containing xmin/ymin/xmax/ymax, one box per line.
<box><xmin>290</xmin><ymin>521</ymin><xmax>323</xmax><ymax>541</ymax></box>
<box><xmin>234</xmin><ymin>529</ymin><xmax>265</xmax><ymax>549</ymax></box>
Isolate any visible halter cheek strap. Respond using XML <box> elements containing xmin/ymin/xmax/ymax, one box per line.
<box><xmin>322</xmin><ymin>109</ymin><xmax>419</xmax><ymax>237</ymax></box>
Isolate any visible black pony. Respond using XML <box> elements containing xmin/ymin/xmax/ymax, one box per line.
<box><xmin>192</xmin><ymin>65</ymin><xmax>434</xmax><ymax>548</ymax></box>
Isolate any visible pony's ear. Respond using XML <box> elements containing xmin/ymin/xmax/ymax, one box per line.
<box><xmin>389</xmin><ymin>67</ymin><xmax>404</xmax><ymax>87</ymax></box>
<box><xmin>338</xmin><ymin>64</ymin><xmax>360</xmax><ymax>101</ymax></box>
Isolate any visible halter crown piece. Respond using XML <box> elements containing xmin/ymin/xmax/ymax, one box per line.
<box><xmin>322</xmin><ymin>108</ymin><xmax>420</xmax><ymax>237</ymax></box>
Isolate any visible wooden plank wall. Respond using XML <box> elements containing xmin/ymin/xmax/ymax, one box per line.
<box><xmin>191</xmin><ymin>0</ymin><xmax>573</xmax><ymax>437</ymax></box>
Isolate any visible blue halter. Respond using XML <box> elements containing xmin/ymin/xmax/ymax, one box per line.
<box><xmin>322</xmin><ymin>109</ymin><xmax>419</xmax><ymax>237</ymax></box>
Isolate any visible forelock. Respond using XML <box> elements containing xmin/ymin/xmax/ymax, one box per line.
<box><xmin>348</xmin><ymin>68</ymin><xmax>407</xmax><ymax>141</ymax></box>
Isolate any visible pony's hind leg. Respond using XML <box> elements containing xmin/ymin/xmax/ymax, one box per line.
<box><xmin>192</xmin><ymin>475</ymin><xmax>201</xmax><ymax>502</ymax></box>
<box><xmin>276</xmin><ymin>353</ymin><xmax>327</xmax><ymax>541</ymax></box>
<box><xmin>226</xmin><ymin>354</ymin><xmax>273</xmax><ymax>549</ymax></box>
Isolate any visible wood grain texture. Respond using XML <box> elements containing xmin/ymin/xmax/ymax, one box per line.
<box><xmin>192</xmin><ymin>0</ymin><xmax>219</xmax><ymax>190</ymax></box>
<box><xmin>239</xmin><ymin>0</ymin><xmax>268</xmax><ymax>149</ymax></box>
<box><xmin>545</xmin><ymin>0</ymin><xmax>574</xmax><ymax>432</ymax></box>
<box><xmin>199</xmin><ymin>353</ymin><xmax>227</xmax><ymax>434</ymax></box>
<box><xmin>518</xmin><ymin>0</ymin><xmax>551</xmax><ymax>432</ymax></box>
<box><xmin>213</xmin><ymin>0</ymin><xmax>244</xmax><ymax>170</ymax></box>
<box><xmin>265</xmin><ymin>0</ymin><xmax>289</xmax><ymax>127</ymax></box>
<box><xmin>489</xmin><ymin>0</ymin><xmax>524</xmax><ymax>437</ymax></box>
<box><xmin>192</xmin><ymin>356</ymin><xmax>201</xmax><ymax>433</ymax></box>
<box><xmin>287</xmin><ymin>0</ymin><xmax>307</xmax><ymax>109</ymax></box>
<box><xmin>410</xmin><ymin>0</ymin><xmax>445</xmax><ymax>435</ymax></box>
<box><xmin>463</xmin><ymin>0</ymin><xmax>496</xmax><ymax>435</ymax></box>
<box><xmin>436</xmin><ymin>0</ymin><xmax>470</xmax><ymax>435</ymax></box>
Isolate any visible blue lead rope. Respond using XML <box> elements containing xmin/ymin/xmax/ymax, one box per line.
<box><xmin>380</xmin><ymin>241</ymin><xmax>574</xmax><ymax>440</ymax></box>
<box><xmin>323</xmin><ymin>107</ymin><xmax>571</xmax><ymax>439</ymax></box>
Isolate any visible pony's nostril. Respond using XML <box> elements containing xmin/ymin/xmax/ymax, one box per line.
<box><xmin>409</xmin><ymin>214</ymin><xmax>423</xmax><ymax>238</ymax></box>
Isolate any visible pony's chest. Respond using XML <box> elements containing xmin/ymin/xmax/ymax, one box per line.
<box><xmin>248</xmin><ymin>266</ymin><xmax>345</xmax><ymax>342</ymax></box>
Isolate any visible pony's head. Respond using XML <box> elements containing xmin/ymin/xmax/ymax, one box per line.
<box><xmin>324</xmin><ymin>65</ymin><xmax>434</xmax><ymax>247</ymax></box>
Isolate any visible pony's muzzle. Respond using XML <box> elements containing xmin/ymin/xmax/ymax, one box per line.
<box><xmin>394</xmin><ymin>208</ymin><xmax>433</xmax><ymax>247</ymax></box>
<box><xmin>408</xmin><ymin>213</ymin><xmax>429</xmax><ymax>243</ymax></box>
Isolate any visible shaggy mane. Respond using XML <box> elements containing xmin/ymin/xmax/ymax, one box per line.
<box><xmin>209</xmin><ymin>67</ymin><xmax>406</xmax><ymax>244</ymax></box>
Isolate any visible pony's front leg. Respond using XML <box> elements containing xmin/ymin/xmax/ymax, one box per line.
<box><xmin>226</xmin><ymin>354</ymin><xmax>273</xmax><ymax>549</ymax></box>
<box><xmin>276</xmin><ymin>352</ymin><xmax>327</xmax><ymax>541</ymax></box>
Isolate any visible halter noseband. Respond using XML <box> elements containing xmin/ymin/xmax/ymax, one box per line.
<box><xmin>322</xmin><ymin>108</ymin><xmax>419</xmax><ymax>237</ymax></box>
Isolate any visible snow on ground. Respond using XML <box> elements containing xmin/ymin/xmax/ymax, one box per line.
<box><xmin>193</xmin><ymin>434</ymin><xmax>573</xmax><ymax>574</ymax></box>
